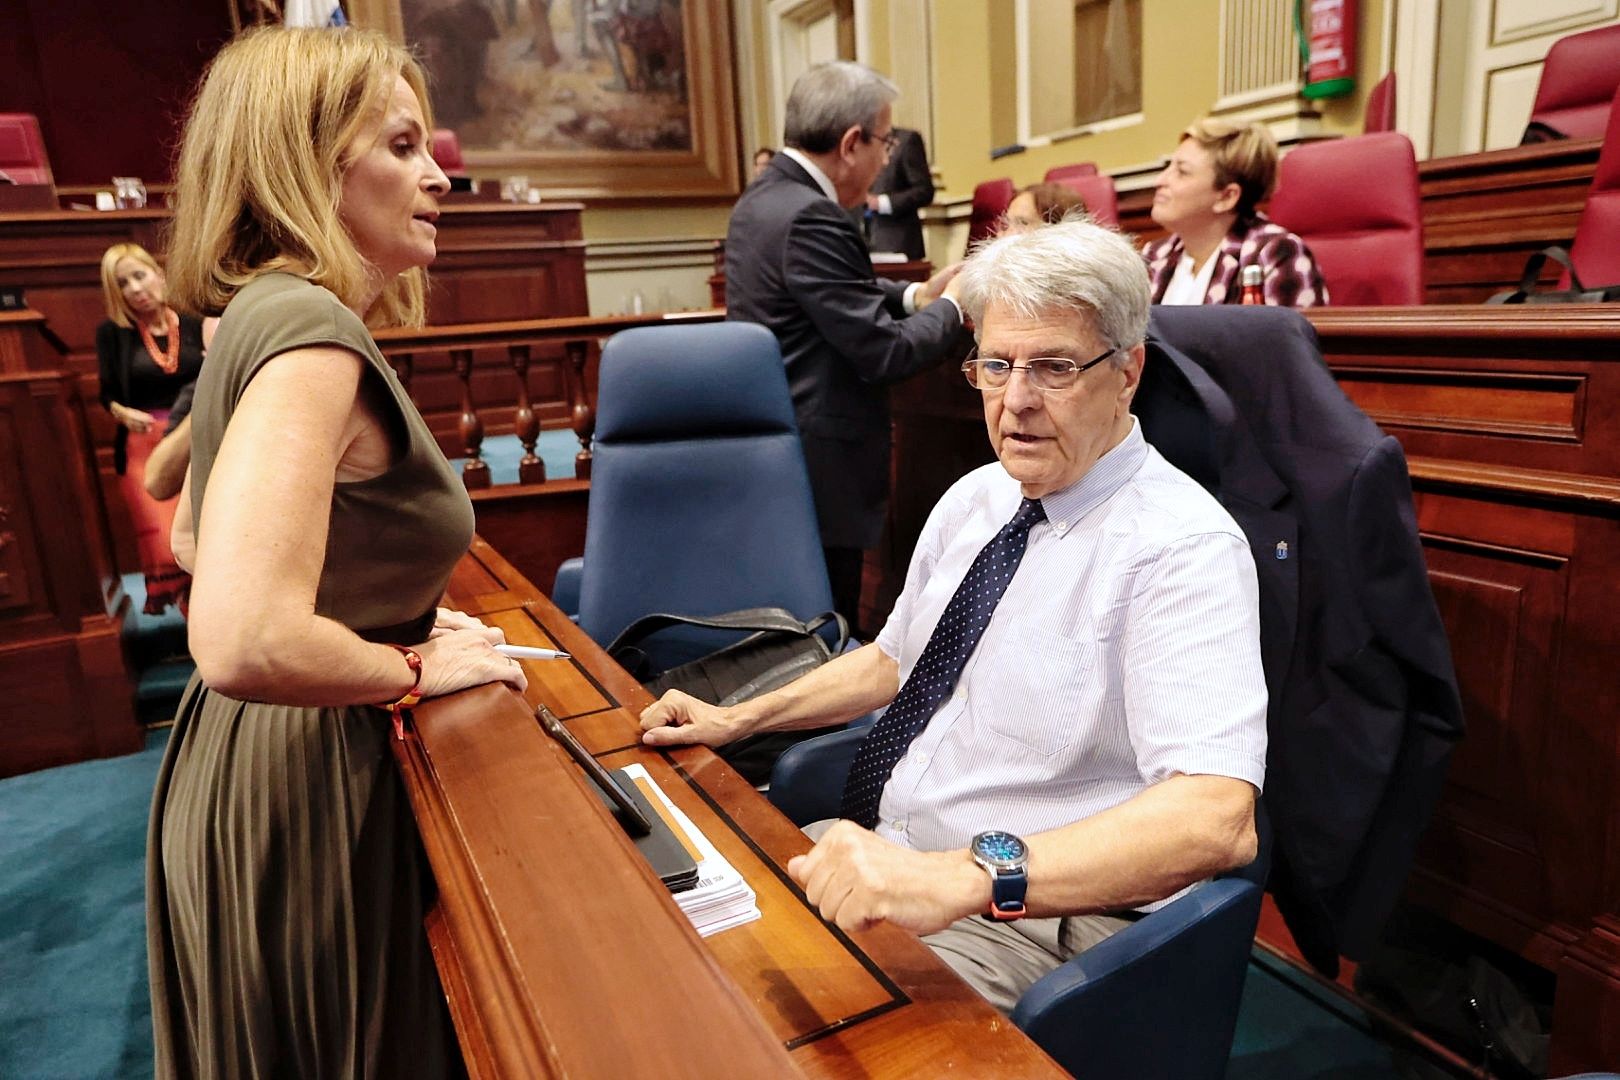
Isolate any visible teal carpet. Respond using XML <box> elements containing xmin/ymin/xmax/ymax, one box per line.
<box><xmin>448</xmin><ymin>428</ymin><xmax>584</xmax><ymax>486</ymax></box>
<box><xmin>0</xmin><ymin>731</ymin><xmax>166</xmax><ymax>1080</ymax></box>
<box><xmin>2</xmin><ymin>728</ymin><xmax>1453</xmax><ymax>1080</ymax></box>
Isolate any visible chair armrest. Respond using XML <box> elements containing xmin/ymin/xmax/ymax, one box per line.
<box><xmin>552</xmin><ymin>557</ymin><xmax>583</xmax><ymax>618</ymax></box>
<box><xmin>766</xmin><ymin>725</ymin><xmax>869</xmax><ymax>826</ymax></box>
<box><xmin>1010</xmin><ymin>878</ymin><xmax>1263</xmax><ymax>1080</ymax></box>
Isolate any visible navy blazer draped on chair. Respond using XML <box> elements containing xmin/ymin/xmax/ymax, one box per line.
<box><xmin>1140</xmin><ymin>305</ymin><xmax>1465</xmax><ymax>972</ymax></box>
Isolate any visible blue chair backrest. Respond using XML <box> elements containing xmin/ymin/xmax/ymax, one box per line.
<box><xmin>578</xmin><ymin>322</ymin><xmax>834</xmax><ymax>670</ymax></box>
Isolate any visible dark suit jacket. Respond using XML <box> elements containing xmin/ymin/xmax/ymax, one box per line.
<box><xmin>725</xmin><ymin>153</ymin><xmax>972</xmax><ymax>550</ymax></box>
<box><xmin>1137</xmin><ymin>305</ymin><xmax>1464</xmax><ymax>971</ymax></box>
<box><xmin>867</xmin><ymin>128</ymin><xmax>933</xmax><ymax>260</ymax></box>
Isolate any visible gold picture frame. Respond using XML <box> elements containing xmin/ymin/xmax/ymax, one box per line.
<box><xmin>350</xmin><ymin>0</ymin><xmax>740</xmax><ymax>199</ymax></box>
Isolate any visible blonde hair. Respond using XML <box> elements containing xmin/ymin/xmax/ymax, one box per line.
<box><xmin>166</xmin><ymin>26</ymin><xmax>434</xmax><ymax>328</ymax></box>
<box><xmin>99</xmin><ymin>243</ymin><xmax>164</xmax><ymax>328</ymax></box>
<box><xmin>1181</xmin><ymin>117</ymin><xmax>1278</xmax><ymax>218</ymax></box>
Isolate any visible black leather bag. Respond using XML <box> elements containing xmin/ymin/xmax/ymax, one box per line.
<box><xmin>607</xmin><ymin>607</ymin><xmax>851</xmax><ymax>784</ymax></box>
<box><xmin>1487</xmin><ymin>246</ymin><xmax>1620</xmax><ymax>305</ymax></box>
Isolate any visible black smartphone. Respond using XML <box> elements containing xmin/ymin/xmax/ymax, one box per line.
<box><xmin>536</xmin><ymin>704</ymin><xmax>653</xmax><ymax>836</ymax></box>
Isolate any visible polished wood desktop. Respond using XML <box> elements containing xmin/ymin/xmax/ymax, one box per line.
<box><xmin>401</xmin><ymin>537</ymin><xmax>1065</xmax><ymax>1078</ymax></box>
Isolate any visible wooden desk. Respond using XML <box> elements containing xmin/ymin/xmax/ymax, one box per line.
<box><xmin>402</xmin><ymin>538</ymin><xmax>1064</xmax><ymax>1078</ymax></box>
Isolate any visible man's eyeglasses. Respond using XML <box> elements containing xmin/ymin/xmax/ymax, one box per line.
<box><xmin>863</xmin><ymin>128</ymin><xmax>901</xmax><ymax>154</ymax></box>
<box><xmin>962</xmin><ymin>347</ymin><xmax>1117</xmax><ymax>392</ymax></box>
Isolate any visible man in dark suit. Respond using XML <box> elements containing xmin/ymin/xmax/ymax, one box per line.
<box><xmin>726</xmin><ymin>62</ymin><xmax>972</xmax><ymax>629</ymax></box>
<box><xmin>866</xmin><ymin>127</ymin><xmax>933</xmax><ymax>260</ymax></box>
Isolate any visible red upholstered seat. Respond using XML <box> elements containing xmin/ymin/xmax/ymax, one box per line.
<box><xmin>1042</xmin><ymin>162</ymin><xmax>1100</xmax><ymax>184</ymax></box>
<box><xmin>431</xmin><ymin>128</ymin><xmax>466</xmax><ymax>175</ymax></box>
<box><xmin>1527</xmin><ymin>23</ymin><xmax>1620</xmax><ymax>140</ymax></box>
<box><xmin>1268</xmin><ymin>132</ymin><xmax>1424</xmax><ymax>306</ymax></box>
<box><xmin>1047</xmin><ymin>171</ymin><xmax>1120</xmax><ymax>228</ymax></box>
<box><xmin>0</xmin><ymin>114</ymin><xmax>53</xmax><ymax>187</ymax></box>
<box><xmin>1363</xmin><ymin>72</ymin><xmax>1396</xmax><ymax>133</ymax></box>
<box><xmin>966</xmin><ymin>177</ymin><xmax>1015</xmax><ymax>255</ymax></box>
<box><xmin>1565</xmin><ymin>85</ymin><xmax>1620</xmax><ymax>287</ymax></box>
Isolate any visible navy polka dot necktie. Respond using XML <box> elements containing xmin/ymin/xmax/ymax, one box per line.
<box><xmin>840</xmin><ymin>497</ymin><xmax>1047</xmax><ymax>829</ymax></box>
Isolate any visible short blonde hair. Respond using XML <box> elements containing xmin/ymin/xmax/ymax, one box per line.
<box><xmin>99</xmin><ymin>243</ymin><xmax>163</xmax><ymax>328</ymax></box>
<box><xmin>166</xmin><ymin>26</ymin><xmax>434</xmax><ymax>328</ymax></box>
<box><xmin>1181</xmin><ymin>117</ymin><xmax>1278</xmax><ymax>218</ymax></box>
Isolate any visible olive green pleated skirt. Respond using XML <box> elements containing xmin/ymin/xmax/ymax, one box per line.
<box><xmin>146</xmin><ymin>674</ymin><xmax>456</xmax><ymax>1079</ymax></box>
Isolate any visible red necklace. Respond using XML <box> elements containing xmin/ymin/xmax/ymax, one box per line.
<box><xmin>138</xmin><ymin>308</ymin><xmax>181</xmax><ymax>374</ymax></box>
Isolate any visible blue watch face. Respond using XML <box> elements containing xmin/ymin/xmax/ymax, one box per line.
<box><xmin>974</xmin><ymin>831</ymin><xmax>1027</xmax><ymax>867</ymax></box>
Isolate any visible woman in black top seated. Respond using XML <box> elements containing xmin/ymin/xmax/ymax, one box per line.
<box><xmin>96</xmin><ymin>242</ymin><xmax>205</xmax><ymax>613</ymax></box>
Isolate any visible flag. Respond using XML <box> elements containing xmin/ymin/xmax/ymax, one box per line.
<box><xmin>283</xmin><ymin>0</ymin><xmax>348</xmax><ymax>28</ymax></box>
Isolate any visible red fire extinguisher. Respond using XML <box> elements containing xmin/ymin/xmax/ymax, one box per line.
<box><xmin>1299</xmin><ymin>0</ymin><xmax>1357</xmax><ymax>99</ymax></box>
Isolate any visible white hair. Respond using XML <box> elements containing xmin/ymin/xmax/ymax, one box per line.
<box><xmin>956</xmin><ymin>219</ymin><xmax>1151</xmax><ymax>357</ymax></box>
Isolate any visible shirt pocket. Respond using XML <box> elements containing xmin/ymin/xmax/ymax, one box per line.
<box><xmin>973</xmin><ymin>617</ymin><xmax>1100</xmax><ymax>757</ymax></box>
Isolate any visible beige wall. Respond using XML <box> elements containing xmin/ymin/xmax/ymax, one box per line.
<box><xmin>927</xmin><ymin>0</ymin><xmax>1391</xmax><ymax>200</ymax></box>
<box><xmin>510</xmin><ymin>0</ymin><xmax>1394</xmax><ymax>314</ymax></box>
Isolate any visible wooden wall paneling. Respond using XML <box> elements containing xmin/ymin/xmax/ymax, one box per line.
<box><xmin>1419</xmin><ymin>137</ymin><xmax>1603</xmax><ymax>304</ymax></box>
<box><xmin>0</xmin><ymin>0</ymin><xmax>233</xmax><ymax>187</ymax></box>
<box><xmin>466</xmin><ymin>480</ymin><xmax>590</xmax><ymax>599</ymax></box>
<box><xmin>1309</xmin><ymin>305</ymin><xmax>1620</xmax><ymax>1072</ymax></box>
<box><xmin>0</xmin><ymin>340</ymin><xmax>136</xmax><ymax>777</ymax></box>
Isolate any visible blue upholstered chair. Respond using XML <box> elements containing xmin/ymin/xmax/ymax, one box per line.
<box><xmin>768</xmin><ymin>731</ymin><xmax>1268</xmax><ymax>1079</ymax></box>
<box><xmin>553</xmin><ymin>322</ymin><xmax>835</xmax><ymax>671</ymax></box>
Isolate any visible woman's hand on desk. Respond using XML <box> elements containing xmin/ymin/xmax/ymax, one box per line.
<box><xmin>414</xmin><ymin>624</ymin><xmax>528</xmax><ymax>698</ymax></box>
<box><xmin>429</xmin><ymin>606</ymin><xmax>499</xmax><ymax>638</ymax></box>
<box><xmin>639</xmin><ymin>690</ymin><xmax>744</xmax><ymax>748</ymax></box>
<box><xmin>788</xmin><ymin>821</ymin><xmax>986</xmax><ymax>935</ymax></box>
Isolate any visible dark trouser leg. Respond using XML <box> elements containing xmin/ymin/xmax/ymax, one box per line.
<box><xmin>822</xmin><ymin>545</ymin><xmax>865</xmax><ymax>636</ymax></box>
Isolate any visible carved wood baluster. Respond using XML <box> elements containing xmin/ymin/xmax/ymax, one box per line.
<box><xmin>453</xmin><ymin>347</ymin><xmax>490</xmax><ymax>490</ymax></box>
<box><xmin>566</xmin><ymin>339</ymin><xmax>594</xmax><ymax>479</ymax></box>
<box><xmin>389</xmin><ymin>352</ymin><xmax>414</xmax><ymax>399</ymax></box>
<box><xmin>509</xmin><ymin>343</ymin><xmax>545</xmax><ymax>484</ymax></box>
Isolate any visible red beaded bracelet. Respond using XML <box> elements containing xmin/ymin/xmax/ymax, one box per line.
<box><xmin>381</xmin><ymin>644</ymin><xmax>424</xmax><ymax>741</ymax></box>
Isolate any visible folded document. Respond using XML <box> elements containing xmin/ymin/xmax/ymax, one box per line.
<box><xmin>619</xmin><ymin>763</ymin><xmax>762</xmax><ymax>937</ymax></box>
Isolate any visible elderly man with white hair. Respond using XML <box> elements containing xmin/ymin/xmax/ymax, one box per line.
<box><xmin>644</xmin><ymin>220</ymin><xmax>1268</xmax><ymax>1011</ymax></box>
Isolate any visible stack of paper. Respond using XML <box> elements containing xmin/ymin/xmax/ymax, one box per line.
<box><xmin>620</xmin><ymin>763</ymin><xmax>762</xmax><ymax>937</ymax></box>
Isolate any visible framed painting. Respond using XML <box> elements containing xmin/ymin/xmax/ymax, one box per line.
<box><xmin>350</xmin><ymin>0</ymin><xmax>741</xmax><ymax>198</ymax></box>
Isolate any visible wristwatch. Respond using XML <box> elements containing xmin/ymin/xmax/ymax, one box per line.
<box><xmin>970</xmin><ymin>830</ymin><xmax>1029</xmax><ymax>922</ymax></box>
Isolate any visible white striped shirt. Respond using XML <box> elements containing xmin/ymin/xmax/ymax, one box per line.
<box><xmin>873</xmin><ymin>418</ymin><xmax>1267</xmax><ymax>862</ymax></box>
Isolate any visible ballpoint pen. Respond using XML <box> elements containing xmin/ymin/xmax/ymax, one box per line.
<box><xmin>495</xmin><ymin>643</ymin><xmax>572</xmax><ymax>661</ymax></box>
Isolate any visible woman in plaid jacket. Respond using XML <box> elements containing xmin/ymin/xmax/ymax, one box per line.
<box><xmin>1143</xmin><ymin>118</ymin><xmax>1328</xmax><ymax>308</ymax></box>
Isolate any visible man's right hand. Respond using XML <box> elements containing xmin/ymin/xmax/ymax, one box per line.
<box><xmin>640</xmin><ymin>689</ymin><xmax>744</xmax><ymax>748</ymax></box>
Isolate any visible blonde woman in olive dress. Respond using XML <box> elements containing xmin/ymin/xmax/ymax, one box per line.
<box><xmin>147</xmin><ymin>27</ymin><xmax>528</xmax><ymax>1077</ymax></box>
